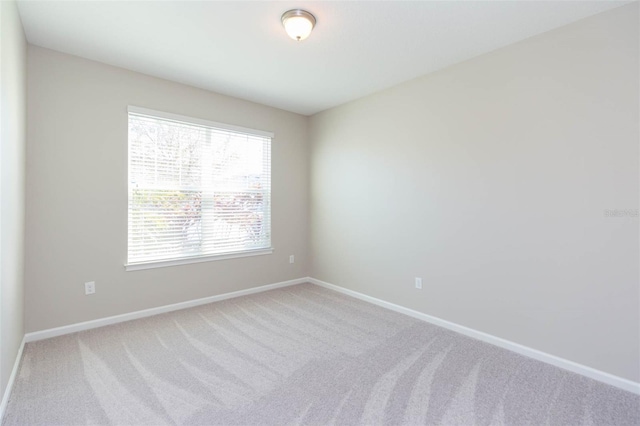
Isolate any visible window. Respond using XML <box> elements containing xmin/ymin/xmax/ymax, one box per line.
<box><xmin>127</xmin><ymin>106</ymin><xmax>272</xmax><ymax>270</ymax></box>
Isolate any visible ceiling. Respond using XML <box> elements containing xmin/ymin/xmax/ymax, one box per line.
<box><xmin>18</xmin><ymin>1</ymin><xmax>629</xmax><ymax>116</ymax></box>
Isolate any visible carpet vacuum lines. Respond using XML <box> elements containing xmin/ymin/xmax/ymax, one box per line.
<box><xmin>3</xmin><ymin>283</ymin><xmax>639</xmax><ymax>425</ymax></box>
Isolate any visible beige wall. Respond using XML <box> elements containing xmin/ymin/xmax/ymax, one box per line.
<box><xmin>0</xmin><ymin>0</ymin><xmax>27</xmax><ymax>400</ymax></box>
<box><xmin>25</xmin><ymin>47</ymin><xmax>309</xmax><ymax>332</ymax></box>
<box><xmin>310</xmin><ymin>4</ymin><xmax>639</xmax><ymax>381</ymax></box>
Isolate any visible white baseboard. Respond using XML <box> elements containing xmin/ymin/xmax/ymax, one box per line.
<box><xmin>308</xmin><ymin>277</ymin><xmax>640</xmax><ymax>396</ymax></box>
<box><xmin>0</xmin><ymin>336</ymin><xmax>26</xmax><ymax>422</ymax></box>
<box><xmin>25</xmin><ymin>277</ymin><xmax>308</xmax><ymax>343</ymax></box>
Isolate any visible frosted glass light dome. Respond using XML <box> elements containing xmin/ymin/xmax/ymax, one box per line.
<box><xmin>281</xmin><ymin>9</ymin><xmax>316</xmax><ymax>41</ymax></box>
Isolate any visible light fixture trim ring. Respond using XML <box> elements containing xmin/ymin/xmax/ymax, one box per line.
<box><xmin>281</xmin><ymin>9</ymin><xmax>317</xmax><ymax>28</ymax></box>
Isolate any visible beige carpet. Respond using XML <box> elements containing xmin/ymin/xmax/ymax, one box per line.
<box><xmin>3</xmin><ymin>283</ymin><xmax>639</xmax><ymax>425</ymax></box>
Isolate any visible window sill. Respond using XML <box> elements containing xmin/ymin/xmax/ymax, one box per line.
<box><xmin>125</xmin><ymin>248</ymin><xmax>274</xmax><ymax>271</ymax></box>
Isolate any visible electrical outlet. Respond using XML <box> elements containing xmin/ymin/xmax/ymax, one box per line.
<box><xmin>85</xmin><ymin>281</ymin><xmax>96</xmax><ymax>295</ymax></box>
<box><xmin>289</xmin><ymin>255</ymin><xmax>295</xmax><ymax>264</ymax></box>
<box><xmin>414</xmin><ymin>277</ymin><xmax>422</xmax><ymax>290</ymax></box>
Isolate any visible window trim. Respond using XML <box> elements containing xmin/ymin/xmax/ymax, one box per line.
<box><xmin>127</xmin><ymin>106</ymin><xmax>274</xmax><ymax>139</ymax></box>
<box><xmin>125</xmin><ymin>248</ymin><xmax>274</xmax><ymax>271</ymax></box>
<box><xmin>125</xmin><ymin>106</ymin><xmax>274</xmax><ymax>271</ymax></box>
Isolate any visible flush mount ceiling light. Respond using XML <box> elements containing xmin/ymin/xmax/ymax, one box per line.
<box><xmin>281</xmin><ymin>9</ymin><xmax>316</xmax><ymax>41</ymax></box>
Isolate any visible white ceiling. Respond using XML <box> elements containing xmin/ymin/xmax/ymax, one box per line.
<box><xmin>18</xmin><ymin>0</ymin><xmax>629</xmax><ymax>116</ymax></box>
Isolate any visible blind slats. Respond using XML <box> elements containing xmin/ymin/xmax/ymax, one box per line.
<box><xmin>127</xmin><ymin>110</ymin><xmax>272</xmax><ymax>265</ymax></box>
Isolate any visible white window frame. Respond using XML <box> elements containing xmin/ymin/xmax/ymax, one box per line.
<box><xmin>125</xmin><ymin>106</ymin><xmax>274</xmax><ymax>271</ymax></box>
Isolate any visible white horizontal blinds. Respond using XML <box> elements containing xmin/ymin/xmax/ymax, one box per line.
<box><xmin>128</xmin><ymin>109</ymin><xmax>271</xmax><ymax>264</ymax></box>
